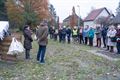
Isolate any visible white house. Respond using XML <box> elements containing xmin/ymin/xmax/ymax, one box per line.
<box><xmin>84</xmin><ymin>7</ymin><xmax>111</xmax><ymax>28</ymax></box>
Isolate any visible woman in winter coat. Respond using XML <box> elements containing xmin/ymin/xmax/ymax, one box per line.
<box><xmin>95</xmin><ymin>26</ymin><xmax>102</xmax><ymax>47</ymax></box>
<box><xmin>78</xmin><ymin>27</ymin><xmax>84</xmax><ymax>44</ymax></box>
<box><xmin>23</xmin><ymin>25</ymin><xmax>33</xmax><ymax>59</ymax></box>
<box><xmin>116</xmin><ymin>25</ymin><xmax>120</xmax><ymax>54</ymax></box>
<box><xmin>83</xmin><ymin>25</ymin><xmax>90</xmax><ymax>45</ymax></box>
<box><xmin>106</xmin><ymin>26</ymin><xmax>117</xmax><ymax>52</ymax></box>
<box><xmin>88</xmin><ymin>27</ymin><xmax>95</xmax><ymax>46</ymax></box>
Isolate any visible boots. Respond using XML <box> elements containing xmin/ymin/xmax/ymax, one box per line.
<box><xmin>106</xmin><ymin>46</ymin><xmax>109</xmax><ymax>51</ymax></box>
<box><xmin>110</xmin><ymin>46</ymin><xmax>114</xmax><ymax>52</ymax></box>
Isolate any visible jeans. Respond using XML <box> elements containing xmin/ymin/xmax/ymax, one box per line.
<box><xmin>103</xmin><ymin>37</ymin><xmax>106</xmax><ymax>47</ymax></box>
<box><xmin>85</xmin><ymin>37</ymin><xmax>88</xmax><ymax>45</ymax></box>
<box><xmin>79</xmin><ymin>35</ymin><xmax>84</xmax><ymax>44</ymax></box>
<box><xmin>89</xmin><ymin>37</ymin><xmax>93</xmax><ymax>46</ymax></box>
<box><xmin>117</xmin><ymin>42</ymin><xmax>120</xmax><ymax>54</ymax></box>
<box><xmin>62</xmin><ymin>34</ymin><xmax>66</xmax><ymax>43</ymax></box>
<box><xmin>96</xmin><ymin>38</ymin><xmax>101</xmax><ymax>47</ymax></box>
<box><xmin>37</xmin><ymin>45</ymin><xmax>46</xmax><ymax>63</ymax></box>
<box><xmin>54</xmin><ymin>34</ymin><xmax>57</xmax><ymax>41</ymax></box>
<box><xmin>67</xmin><ymin>36</ymin><xmax>71</xmax><ymax>44</ymax></box>
<box><xmin>59</xmin><ymin>34</ymin><xmax>62</xmax><ymax>43</ymax></box>
<box><xmin>25</xmin><ymin>49</ymin><xmax>30</xmax><ymax>59</ymax></box>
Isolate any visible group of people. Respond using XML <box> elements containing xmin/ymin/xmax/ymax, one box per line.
<box><xmin>23</xmin><ymin>20</ymin><xmax>120</xmax><ymax>63</ymax></box>
<box><xmin>23</xmin><ymin>21</ymin><xmax>48</xmax><ymax>63</ymax></box>
<box><xmin>49</xmin><ymin>24</ymin><xmax>120</xmax><ymax>54</ymax></box>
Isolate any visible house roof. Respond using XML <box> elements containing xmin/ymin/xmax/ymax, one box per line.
<box><xmin>112</xmin><ymin>13</ymin><xmax>120</xmax><ymax>24</ymax></box>
<box><xmin>63</xmin><ymin>14</ymin><xmax>81</xmax><ymax>22</ymax></box>
<box><xmin>84</xmin><ymin>7</ymin><xmax>110</xmax><ymax>21</ymax></box>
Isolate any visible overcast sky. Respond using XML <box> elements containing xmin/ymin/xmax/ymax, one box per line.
<box><xmin>49</xmin><ymin>0</ymin><xmax>119</xmax><ymax>22</ymax></box>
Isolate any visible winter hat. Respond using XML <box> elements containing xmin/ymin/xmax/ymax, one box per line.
<box><xmin>118</xmin><ymin>25</ymin><xmax>120</xmax><ymax>29</ymax></box>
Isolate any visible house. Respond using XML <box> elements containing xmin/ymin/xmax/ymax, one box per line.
<box><xmin>63</xmin><ymin>7</ymin><xmax>83</xmax><ymax>28</ymax></box>
<box><xmin>63</xmin><ymin>15</ymin><xmax>82</xmax><ymax>26</ymax></box>
<box><xmin>84</xmin><ymin>7</ymin><xmax>112</xmax><ymax>28</ymax></box>
<box><xmin>63</xmin><ymin>15</ymin><xmax>71</xmax><ymax>26</ymax></box>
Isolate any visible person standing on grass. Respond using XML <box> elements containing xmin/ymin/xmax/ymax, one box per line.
<box><xmin>23</xmin><ymin>23</ymin><xmax>33</xmax><ymax>59</ymax></box>
<box><xmin>88</xmin><ymin>27</ymin><xmax>95</xmax><ymax>46</ymax></box>
<box><xmin>58</xmin><ymin>27</ymin><xmax>63</xmax><ymax>43</ymax></box>
<box><xmin>49</xmin><ymin>26</ymin><xmax>53</xmax><ymax>39</ymax></box>
<box><xmin>62</xmin><ymin>26</ymin><xmax>67</xmax><ymax>43</ymax></box>
<box><xmin>116</xmin><ymin>25</ymin><xmax>120</xmax><ymax>54</ymax></box>
<box><xmin>66</xmin><ymin>26</ymin><xmax>72</xmax><ymax>44</ymax></box>
<box><xmin>101</xmin><ymin>26</ymin><xmax>108</xmax><ymax>48</ymax></box>
<box><xmin>106</xmin><ymin>26</ymin><xmax>117</xmax><ymax>52</ymax></box>
<box><xmin>36</xmin><ymin>21</ymin><xmax>48</xmax><ymax>63</ymax></box>
<box><xmin>83</xmin><ymin>25</ymin><xmax>90</xmax><ymax>45</ymax></box>
<box><xmin>78</xmin><ymin>27</ymin><xmax>84</xmax><ymax>44</ymax></box>
<box><xmin>54</xmin><ymin>29</ymin><xmax>58</xmax><ymax>41</ymax></box>
<box><xmin>95</xmin><ymin>26</ymin><xmax>102</xmax><ymax>48</ymax></box>
<box><xmin>72</xmin><ymin>26</ymin><xmax>78</xmax><ymax>43</ymax></box>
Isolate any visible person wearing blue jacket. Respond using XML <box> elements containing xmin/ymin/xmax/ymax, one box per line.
<box><xmin>88</xmin><ymin>27</ymin><xmax>95</xmax><ymax>46</ymax></box>
<box><xmin>83</xmin><ymin>25</ymin><xmax>90</xmax><ymax>45</ymax></box>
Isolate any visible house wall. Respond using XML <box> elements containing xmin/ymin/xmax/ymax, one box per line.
<box><xmin>84</xmin><ymin>9</ymin><xmax>110</xmax><ymax>28</ymax></box>
<box><xmin>63</xmin><ymin>20</ymin><xmax>70</xmax><ymax>26</ymax></box>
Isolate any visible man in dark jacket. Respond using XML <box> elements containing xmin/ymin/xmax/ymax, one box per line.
<box><xmin>61</xmin><ymin>26</ymin><xmax>66</xmax><ymax>43</ymax></box>
<box><xmin>36</xmin><ymin>21</ymin><xmax>48</xmax><ymax>63</ymax></box>
<box><xmin>58</xmin><ymin>27</ymin><xmax>63</xmax><ymax>43</ymax></box>
<box><xmin>66</xmin><ymin>27</ymin><xmax>72</xmax><ymax>44</ymax></box>
<box><xmin>23</xmin><ymin>24</ymin><xmax>33</xmax><ymax>59</ymax></box>
<box><xmin>116</xmin><ymin>25</ymin><xmax>120</xmax><ymax>54</ymax></box>
<box><xmin>49</xmin><ymin>27</ymin><xmax>53</xmax><ymax>39</ymax></box>
<box><xmin>101</xmin><ymin>26</ymin><xmax>108</xmax><ymax>48</ymax></box>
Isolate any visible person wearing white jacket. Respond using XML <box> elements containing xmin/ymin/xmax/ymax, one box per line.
<box><xmin>106</xmin><ymin>25</ymin><xmax>117</xmax><ymax>52</ymax></box>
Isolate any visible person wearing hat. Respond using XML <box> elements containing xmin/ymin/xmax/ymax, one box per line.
<box><xmin>36</xmin><ymin>21</ymin><xmax>48</xmax><ymax>63</ymax></box>
<box><xmin>106</xmin><ymin>25</ymin><xmax>117</xmax><ymax>52</ymax></box>
<box><xmin>23</xmin><ymin>22</ymin><xmax>33</xmax><ymax>59</ymax></box>
<box><xmin>116</xmin><ymin>25</ymin><xmax>120</xmax><ymax>54</ymax></box>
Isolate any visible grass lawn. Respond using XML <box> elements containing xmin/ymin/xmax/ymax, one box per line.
<box><xmin>0</xmin><ymin>39</ymin><xmax>120</xmax><ymax>80</ymax></box>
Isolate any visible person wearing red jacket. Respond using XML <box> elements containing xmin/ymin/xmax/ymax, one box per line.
<box><xmin>116</xmin><ymin>25</ymin><xmax>120</xmax><ymax>54</ymax></box>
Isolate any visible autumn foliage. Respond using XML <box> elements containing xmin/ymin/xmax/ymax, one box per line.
<box><xmin>6</xmin><ymin>0</ymin><xmax>23</xmax><ymax>29</ymax></box>
<box><xmin>6</xmin><ymin>0</ymin><xmax>50</xmax><ymax>29</ymax></box>
<box><xmin>19</xmin><ymin>0</ymin><xmax>49</xmax><ymax>21</ymax></box>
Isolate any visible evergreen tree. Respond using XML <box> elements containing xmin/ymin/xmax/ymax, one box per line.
<box><xmin>22</xmin><ymin>0</ymin><xmax>39</xmax><ymax>28</ymax></box>
<box><xmin>48</xmin><ymin>4</ymin><xmax>57</xmax><ymax>27</ymax></box>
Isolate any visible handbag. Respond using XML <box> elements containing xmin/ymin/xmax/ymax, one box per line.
<box><xmin>34</xmin><ymin>34</ymin><xmax>37</xmax><ymax>40</ymax></box>
<box><xmin>7</xmin><ymin>37</ymin><xmax>25</xmax><ymax>55</ymax></box>
<box><xmin>111</xmin><ymin>37</ymin><xmax>117</xmax><ymax>42</ymax></box>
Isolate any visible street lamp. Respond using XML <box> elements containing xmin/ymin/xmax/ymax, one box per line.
<box><xmin>77</xmin><ymin>5</ymin><xmax>80</xmax><ymax>28</ymax></box>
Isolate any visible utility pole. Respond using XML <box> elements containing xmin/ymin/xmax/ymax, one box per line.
<box><xmin>77</xmin><ymin>5</ymin><xmax>80</xmax><ymax>28</ymax></box>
